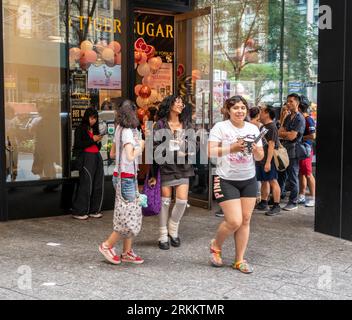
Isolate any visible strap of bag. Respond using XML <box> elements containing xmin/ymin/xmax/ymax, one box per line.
<box><xmin>116</xmin><ymin>127</ymin><xmax>139</xmax><ymax>196</ymax></box>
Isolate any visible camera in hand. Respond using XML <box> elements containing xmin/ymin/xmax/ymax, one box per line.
<box><xmin>243</xmin><ymin>128</ymin><xmax>268</xmax><ymax>154</ymax></box>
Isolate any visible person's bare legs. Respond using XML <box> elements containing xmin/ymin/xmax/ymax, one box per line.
<box><xmin>299</xmin><ymin>174</ymin><xmax>307</xmax><ymax>197</ymax></box>
<box><xmin>269</xmin><ymin>179</ymin><xmax>281</xmax><ymax>203</ymax></box>
<box><xmin>104</xmin><ymin>231</ymin><xmax>120</xmax><ymax>248</ymax></box>
<box><xmin>212</xmin><ymin>199</ymin><xmax>243</xmax><ymax>251</ymax></box>
<box><xmin>261</xmin><ymin>181</ymin><xmax>270</xmax><ymax>201</ymax></box>
<box><xmin>104</xmin><ymin>234</ymin><xmax>133</xmax><ymax>254</ymax></box>
<box><xmin>306</xmin><ymin>174</ymin><xmax>316</xmax><ymax>198</ymax></box>
<box><xmin>234</xmin><ymin>197</ymin><xmax>256</xmax><ymax>263</ymax></box>
<box><xmin>122</xmin><ymin>238</ymin><xmax>132</xmax><ymax>254</ymax></box>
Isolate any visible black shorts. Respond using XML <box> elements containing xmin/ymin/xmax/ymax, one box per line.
<box><xmin>213</xmin><ymin>176</ymin><xmax>257</xmax><ymax>203</ymax></box>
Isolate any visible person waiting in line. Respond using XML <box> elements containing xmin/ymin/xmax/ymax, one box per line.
<box><xmin>277</xmin><ymin>103</ymin><xmax>290</xmax><ymax>199</ymax></box>
<box><xmin>208</xmin><ymin>96</ymin><xmax>264</xmax><ymax>273</ymax></box>
<box><xmin>248</xmin><ymin>106</ymin><xmax>262</xmax><ymax>129</ymax></box>
<box><xmin>278</xmin><ymin>94</ymin><xmax>306</xmax><ymax>211</ymax></box>
<box><xmin>150</xmin><ymin>95</ymin><xmax>195</xmax><ymax>250</ymax></box>
<box><xmin>255</xmin><ymin>105</ymin><xmax>281</xmax><ymax>216</ymax></box>
<box><xmin>297</xmin><ymin>100</ymin><xmax>316</xmax><ymax>207</ymax></box>
<box><xmin>71</xmin><ymin>108</ymin><xmax>104</xmax><ymax>220</ymax></box>
<box><xmin>99</xmin><ymin>100</ymin><xmax>145</xmax><ymax>265</ymax></box>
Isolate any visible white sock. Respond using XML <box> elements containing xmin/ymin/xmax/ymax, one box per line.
<box><xmin>159</xmin><ymin>226</ymin><xmax>168</xmax><ymax>243</ymax></box>
<box><xmin>168</xmin><ymin>219</ymin><xmax>180</xmax><ymax>238</ymax></box>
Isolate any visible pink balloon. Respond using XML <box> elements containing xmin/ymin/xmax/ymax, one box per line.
<box><xmin>102</xmin><ymin>48</ymin><xmax>115</xmax><ymax>63</ymax></box>
<box><xmin>134</xmin><ymin>84</ymin><xmax>143</xmax><ymax>96</ymax></box>
<box><xmin>148</xmin><ymin>57</ymin><xmax>159</xmax><ymax>70</ymax></box>
<box><xmin>155</xmin><ymin>56</ymin><xmax>163</xmax><ymax>68</ymax></box>
<box><xmin>80</xmin><ymin>40</ymin><xmax>93</xmax><ymax>51</ymax></box>
<box><xmin>69</xmin><ymin>47</ymin><xmax>81</xmax><ymax>61</ymax></box>
<box><xmin>114</xmin><ymin>52</ymin><xmax>121</xmax><ymax>65</ymax></box>
<box><xmin>137</xmin><ymin>63</ymin><xmax>151</xmax><ymax>77</ymax></box>
<box><xmin>79</xmin><ymin>60</ymin><xmax>91</xmax><ymax>70</ymax></box>
<box><xmin>142</xmin><ymin>74</ymin><xmax>154</xmax><ymax>86</ymax></box>
<box><xmin>80</xmin><ymin>50</ymin><xmax>97</xmax><ymax>64</ymax></box>
<box><xmin>108</xmin><ymin>41</ymin><xmax>121</xmax><ymax>54</ymax></box>
<box><xmin>139</xmin><ymin>52</ymin><xmax>148</xmax><ymax>64</ymax></box>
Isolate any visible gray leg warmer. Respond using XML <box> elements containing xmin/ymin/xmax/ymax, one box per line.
<box><xmin>168</xmin><ymin>199</ymin><xmax>188</xmax><ymax>238</ymax></box>
<box><xmin>159</xmin><ymin>197</ymin><xmax>171</xmax><ymax>242</ymax></box>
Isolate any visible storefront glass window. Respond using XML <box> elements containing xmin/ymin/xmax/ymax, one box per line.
<box><xmin>68</xmin><ymin>0</ymin><xmax>122</xmax><ymax>176</ymax></box>
<box><xmin>195</xmin><ymin>0</ymin><xmax>319</xmax><ymax>117</ymax></box>
<box><xmin>3</xmin><ymin>0</ymin><xmax>65</xmax><ymax>182</ymax></box>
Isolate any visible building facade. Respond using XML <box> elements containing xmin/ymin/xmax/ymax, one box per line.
<box><xmin>1</xmin><ymin>0</ymin><xmax>351</xmax><ymax>241</ymax></box>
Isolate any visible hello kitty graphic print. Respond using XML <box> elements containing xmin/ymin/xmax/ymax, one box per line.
<box><xmin>209</xmin><ymin>120</ymin><xmax>262</xmax><ymax>181</ymax></box>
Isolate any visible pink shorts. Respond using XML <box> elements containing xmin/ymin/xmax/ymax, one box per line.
<box><xmin>299</xmin><ymin>150</ymin><xmax>313</xmax><ymax>176</ymax></box>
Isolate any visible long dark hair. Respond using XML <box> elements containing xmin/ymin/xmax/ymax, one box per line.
<box><xmin>115</xmin><ymin>99</ymin><xmax>139</xmax><ymax>129</ymax></box>
<box><xmin>222</xmin><ymin>95</ymin><xmax>249</xmax><ymax>120</ymax></box>
<box><xmin>157</xmin><ymin>95</ymin><xmax>190</xmax><ymax>126</ymax></box>
<box><xmin>81</xmin><ymin>107</ymin><xmax>99</xmax><ymax>135</ymax></box>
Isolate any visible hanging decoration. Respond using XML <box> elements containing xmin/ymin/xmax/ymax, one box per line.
<box><xmin>133</xmin><ymin>37</ymin><xmax>164</xmax><ymax>115</ymax></box>
<box><xmin>70</xmin><ymin>40</ymin><xmax>122</xmax><ymax>70</ymax></box>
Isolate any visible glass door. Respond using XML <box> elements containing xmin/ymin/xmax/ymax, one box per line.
<box><xmin>174</xmin><ymin>7</ymin><xmax>214</xmax><ymax>209</ymax></box>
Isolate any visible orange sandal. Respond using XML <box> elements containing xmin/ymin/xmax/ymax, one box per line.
<box><xmin>210</xmin><ymin>239</ymin><xmax>223</xmax><ymax>267</ymax></box>
<box><xmin>233</xmin><ymin>260</ymin><xmax>253</xmax><ymax>274</ymax></box>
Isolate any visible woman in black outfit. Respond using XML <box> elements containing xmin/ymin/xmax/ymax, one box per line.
<box><xmin>72</xmin><ymin>108</ymin><xmax>104</xmax><ymax>220</ymax></box>
<box><xmin>150</xmin><ymin>95</ymin><xmax>195</xmax><ymax>250</ymax></box>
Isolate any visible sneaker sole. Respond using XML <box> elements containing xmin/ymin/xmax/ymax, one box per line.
<box><xmin>89</xmin><ymin>215</ymin><xmax>103</xmax><ymax>218</ymax></box>
<box><xmin>283</xmin><ymin>207</ymin><xmax>298</xmax><ymax>211</ymax></box>
<box><xmin>72</xmin><ymin>215</ymin><xmax>89</xmax><ymax>220</ymax></box>
<box><xmin>99</xmin><ymin>246</ymin><xmax>121</xmax><ymax>265</ymax></box>
<box><xmin>121</xmin><ymin>259</ymin><xmax>144</xmax><ymax>264</ymax></box>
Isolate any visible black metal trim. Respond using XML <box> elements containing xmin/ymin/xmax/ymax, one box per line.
<box><xmin>121</xmin><ymin>0</ymin><xmax>135</xmax><ymax>99</ymax></box>
<box><xmin>133</xmin><ymin>0</ymin><xmax>192</xmax><ymax>13</ymax></box>
<box><xmin>0</xmin><ymin>0</ymin><xmax>8</xmax><ymax>221</ymax></box>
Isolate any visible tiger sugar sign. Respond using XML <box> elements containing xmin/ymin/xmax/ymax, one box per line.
<box><xmin>72</xmin><ymin>16</ymin><xmax>173</xmax><ymax>39</ymax></box>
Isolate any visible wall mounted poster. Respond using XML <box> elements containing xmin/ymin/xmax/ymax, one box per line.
<box><xmin>148</xmin><ymin>63</ymin><xmax>173</xmax><ymax>100</ymax></box>
<box><xmin>88</xmin><ymin>65</ymin><xmax>121</xmax><ymax>90</ymax></box>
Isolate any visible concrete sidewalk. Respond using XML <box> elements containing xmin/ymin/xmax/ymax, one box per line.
<box><xmin>1</xmin><ymin>203</ymin><xmax>352</xmax><ymax>300</ymax></box>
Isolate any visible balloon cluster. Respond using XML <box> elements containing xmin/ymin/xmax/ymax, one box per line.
<box><xmin>69</xmin><ymin>40</ymin><xmax>122</xmax><ymax>70</ymax></box>
<box><xmin>232</xmin><ymin>38</ymin><xmax>258</xmax><ymax>65</ymax></box>
<box><xmin>134</xmin><ymin>38</ymin><xmax>163</xmax><ymax>109</ymax></box>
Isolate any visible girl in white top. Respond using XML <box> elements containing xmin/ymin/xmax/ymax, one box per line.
<box><xmin>99</xmin><ymin>100</ymin><xmax>145</xmax><ymax>265</ymax></box>
<box><xmin>208</xmin><ymin>96</ymin><xmax>264</xmax><ymax>273</ymax></box>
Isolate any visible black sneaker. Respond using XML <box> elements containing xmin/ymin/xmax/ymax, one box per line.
<box><xmin>265</xmin><ymin>205</ymin><xmax>281</xmax><ymax>216</ymax></box>
<box><xmin>283</xmin><ymin>202</ymin><xmax>298</xmax><ymax>211</ymax></box>
<box><xmin>255</xmin><ymin>201</ymin><xmax>269</xmax><ymax>211</ymax></box>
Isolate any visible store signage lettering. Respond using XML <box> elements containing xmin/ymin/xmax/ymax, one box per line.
<box><xmin>72</xmin><ymin>16</ymin><xmax>173</xmax><ymax>38</ymax></box>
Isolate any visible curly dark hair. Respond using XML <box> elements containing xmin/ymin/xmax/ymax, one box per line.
<box><xmin>81</xmin><ymin>107</ymin><xmax>99</xmax><ymax>135</ymax></box>
<box><xmin>157</xmin><ymin>95</ymin><xmax>191</xmax><ymax>126</ymax></box>
<box><xmin>222</xmin><ymin>95</ymin><xmax>249</xmax><ymax>120</ymax></box>
<box><xmin>115</xmin><ymin>99</ymin><xmax>139</xmax><ymax>129</ymax></box>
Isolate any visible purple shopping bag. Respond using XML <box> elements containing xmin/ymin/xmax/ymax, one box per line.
<box><xmin>142</xmin><ymin>169</ymin><xmax>161</xmax><ymax>216</ymax></box>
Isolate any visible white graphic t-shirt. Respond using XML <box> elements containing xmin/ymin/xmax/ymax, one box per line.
<box><xmin>209</xmin><ymin>120</ymin><xmax>263</xmax><ymax>181</ymax></box>
<box><xmin>115</xmin><ymin>126</ymin><xmax>140</xmax><ymax>175</ymax></box>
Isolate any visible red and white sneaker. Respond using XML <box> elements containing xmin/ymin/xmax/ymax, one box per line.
<box><xmin>99</xmin><ymin>243</ymin><xmax>121</xmax><ymax>265</ymax></box>
<box><xmin>121</xmin><ymin>250</ymin><xmax>144</xmax><ymax>264</ymax></box>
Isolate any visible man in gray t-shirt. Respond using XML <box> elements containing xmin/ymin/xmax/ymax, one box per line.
<box><xmin>278</xmin><ymin>94</ymin><xmax>305</xmax><ymax>210</ymax></box>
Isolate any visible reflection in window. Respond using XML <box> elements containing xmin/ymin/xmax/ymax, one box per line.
<box><xmin>68</xmin><ymin>0</ymin><xmax>122</xmax><ymax>176</ymax></box>
<box><xmin>3</xmin><ymin>0</ymin><xmax>65</xmax><ymax>181</ymax></box>
<box><xmin>196</xmin><ymin>0</ymin><xmax>319</xmax><ymax>114</ymax></box>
